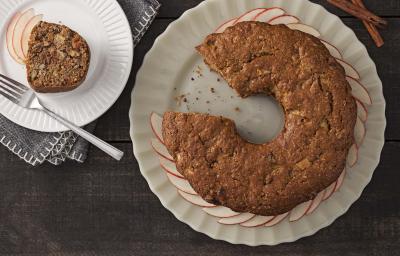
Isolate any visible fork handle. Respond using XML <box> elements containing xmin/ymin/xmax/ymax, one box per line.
<box><xmin>42</xmin><ymin>108</ymin><xmax>124</xmax><ymax>161</ymax></box>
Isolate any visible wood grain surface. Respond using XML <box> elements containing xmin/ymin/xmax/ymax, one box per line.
<box><xmin>0</xmin><ymin>0</ymin><xmax>399</xmax><ymax>255</ymax></box>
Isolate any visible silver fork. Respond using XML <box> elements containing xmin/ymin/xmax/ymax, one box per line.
<box><xmin>0</xmin><ymin>74</ymin><xmax>124</xmax><ymax>161</ymax></box>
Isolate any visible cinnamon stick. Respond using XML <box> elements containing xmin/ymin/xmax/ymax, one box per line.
<box><xmin>327</xmin><ymin>0</ymin><xmax>387</xmax><ymax>28</ymax></box>
<box><xmin>351</xmin><ymin>0</ymin><xmax>384</xmax><ymax>47</ymax></box>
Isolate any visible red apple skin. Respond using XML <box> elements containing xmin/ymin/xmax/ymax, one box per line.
<box><xmin>21</xmin><ymin>14</ymin><xmax>43</xmax><ymax>59</ymax></box>
<box><xmin>12</xmin><ymin>8</ymin><xmax>35</xmax><ymax>61</ymax></box>
<box><xmin>6</xmin><ymin>12</ymin><xmax>25</xmax><ymax>64</ymax></box>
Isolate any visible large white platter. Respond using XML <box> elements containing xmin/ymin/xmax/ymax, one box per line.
<box><xmin>130</xmin><ymin>0</ymin><xmax>385</xmax><ymax>246</ymax></box>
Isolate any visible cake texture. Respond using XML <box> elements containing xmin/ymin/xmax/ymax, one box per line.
<box><xmin>26</xmin><ymin>21</ymin><xmax>90</xmax><ymax>93</ymax></box>
<box><xmin>162</xmin><ymin>22</ymin><xmax>357</xmax><ymax>216</ymax></box>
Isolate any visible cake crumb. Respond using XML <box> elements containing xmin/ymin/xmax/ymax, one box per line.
<box><xmin>235</xmin><ymin>107</ymin><xmax>241</xmax><ymax>112</ymax></box>
<box><xmin>217</xmin><ymin>78</ymin><xmax>221</xmax><ymax>82</ymax></box>
<box><xmin>174</xmin><ymin>94</ymin><xmax>186</xmax><ymax>106</ymax></box>
<box><xmin>206</xmin><ymin>100</ymin><xmax>210</xmax><ymax>104</ymax></box>
<box><xmin>191</xmin><ymin>77</ymin><xmax>195</xmax><ymax>81</ymax></box>
<box><xmin>194</xmin><ymin>65</ymin><xmax>203</xmax><ymax>77</ymax></box>
<box><xmin>210</xmin><ymin>87</ymin><xmax>215</xmax><ymax>93</ymax></box>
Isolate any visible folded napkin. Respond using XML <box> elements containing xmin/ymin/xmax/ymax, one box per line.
<box><xmin>0</xmin><ymin>0</ymin><xmax>160</xmax><ymax>166</ymax></box>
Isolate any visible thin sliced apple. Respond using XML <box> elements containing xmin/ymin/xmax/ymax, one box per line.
<box><xmin>13</xmin><ymin>8</ymin><xmax>35</xmax><ymax>61</ymax></box>
<box><xmin>159</xmin><ymin>156</ymin><xmax>183</xmax><ymax>178</ymax></box>
<box><xmin>264</xmin><ymin>212</ymin><xmax>289</xmax><ymax>227</ymax></box>
<box><xmin>347</xmin><ymin>76</ymin><xmax>372</xmax><ymax>105</ymax></box>
<box><xmin>151</xmin><ymin>138</ymin><xmax>174</xmax><ymax>162</ymax></box>
<box><xmin>354</xmin><ymin>116</ymin><xmax>366</xmax><ymax>147</ymax></box>
<box><xmin>253</xmin><ymin>7</ymin><xmax>285</xmax><ymax>22</ymax></box>
<box><xmin>336</xmin><ymin>59</ymin><xmax>360</xmax><ymax>80</ymax></box>
<box><xmin>150</xmin><ymin>112</ymin><xmax>165</xmax><ymax>144</ymax></box>
<box><xmin>347</xmin><ymin>144</ymin><xmax>358</xmax><ymax>167</ymax></box>
<box><xmin>218</xmin><ymin>212</ymin><xmax>255</xmax><ymax>225</ymax></box>
<box><xmin>322</xmin><ymin>182</ymin><xmax>336</xmax><ymax>201</ymax></box>
<box><xmin>269</xmin><ymin>15</ymin><xmax>300</xmax><ymax>25</ymax></box>
<box><xmin>320</xmin><ymin>39</ymin><xmax>343</xmax><ymax>59</ymax></box>
<box><xmin>215</xmin><ymin>18</ymin><xmax>237</xmax><ymax>33</ymax></box>
<box><xmin>240</xmin><ymin>215</ymin><xmax>275</xmax><ymax>227</ymax></box>
<box><xmin>334</xmin><ymin>169</ymin><xmax>346</xmax><ymax>192</ymax></box>
<box><xmin>306</xmin><ymin>191</ymin><xmax>324</xmax><ymax>215</ymax></box>
<box><xmin>289</xmin><ymin>200</ymin><xmax>312</xmax><ymax>222</ymax></box>
<box><xmin>21</xmin><ymin>14</ymin><xmax>42</xmax><ymax>58</ymax></box>
<box><xmin>356</xmin><ymin>99</ymin><xmax>368</xmax><ymax>122</ymax></box>
<box><xmin>203</xmin><ymin>206</ymin><xmax>240</xmax><ymax>218</ymax></box>
<box><xmin>234</xmin><ymin>8</ymin><xmax>267</xmax><ymax>24</ymax></box>
<box><xmin>178</xmin><ymin>190</ymin><xmax>215</xmax><ymax>207</ymax></box>
<box><xmin>287</xmin><ymin>23</ymin><xmax>321</xmax><ymax>37</ymax></box>
<box><xmin>166</xmin><ymin>172</ymin><xmax>197</xmax><ymax>195</ymax></box>
<box><xmin>6</xmin><ymin>12</ymin><xmax>25</xmax><ymax>64</ymax></box>
<box><xmin>160</xmin><ymin>162</ymin><xmax>183</xmax><ymax>179</ymax></box>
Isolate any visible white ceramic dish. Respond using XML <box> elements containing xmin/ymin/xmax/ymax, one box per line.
<box><xmin>130</xmin><ymin>0</ymin><xmax>385</xmax><ymax>246</ymax></box>
<box><xmin>0</xmin><ymin>0</ymin><xmax>133</xmax><ymax>132</ymax></box>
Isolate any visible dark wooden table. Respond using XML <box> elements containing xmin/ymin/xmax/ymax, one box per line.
<box><xmin>0</xmin><ymin>0</ymin><xmax>399</xmax><ymax>255</ymax></box>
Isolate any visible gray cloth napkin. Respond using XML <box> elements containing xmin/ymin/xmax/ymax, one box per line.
<box><xmin>0</xmin><ymin>0</ymin><xmax>160</xmax><ymax>166</ymax></box>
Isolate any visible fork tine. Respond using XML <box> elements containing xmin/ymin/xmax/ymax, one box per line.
<box><xmin>0</xmin><ymin>78</ymin><xmax>25</xmax><ymax>94</ymax></box>
<box><xmin>0</xmin><ymin>87</ymin><xmax>20</xmax><ymax>104</ymax></box>
<box><xmin>0</xmin><ymin>78</ymin><xmax>24</xmax><ymax>97</ymax></box>
<box><xmin>0</xmin><ymin>73</ymin><xmax>29</xmax><ymax>91</ymax></box>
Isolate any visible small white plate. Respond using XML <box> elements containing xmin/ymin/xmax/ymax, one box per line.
<box><xmin>130</xmin><ymin>0</ymin><xmax>385</xmax><ymax>246</ymax></box>
<box><xmin>0</xmin><ymin>0</ymin><xmax>133</xmax><ymax>132</ymax></box>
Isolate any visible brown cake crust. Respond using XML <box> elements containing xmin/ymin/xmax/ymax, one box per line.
<box><xmin>26</xmin><ymin>21</ymin><xmax>90</xmax><ymax>93</ymax></box>
<box><xmin>162</xmin><ymin>22</ymin><xmax>357</xmax><ymax>216</ymax></box>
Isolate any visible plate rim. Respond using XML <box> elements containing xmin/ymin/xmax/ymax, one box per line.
<box><xmin>129</xmin><ymin>0</ymin><xmax>386</xmax><ymax>246</ymax></box>
<box><xmin>0</xmin><ymin>0</ymin><xmax>134</xmax><ymax>132</ymax></box>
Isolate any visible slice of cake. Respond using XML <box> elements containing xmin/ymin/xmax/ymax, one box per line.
<box><xmin>26</xmin><ymin>21</ymin><xmax>90</xmax><ymax>93</ymax></box>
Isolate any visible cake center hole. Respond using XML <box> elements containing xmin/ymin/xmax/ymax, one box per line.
<box><xmin>235</xmin><ymin>95</ymin><xmax>285</xmax><ymax>144</ymax></box>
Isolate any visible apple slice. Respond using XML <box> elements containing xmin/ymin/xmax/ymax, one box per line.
<box><xmin>6</xmin><ymin>12</ymin><xmax>25</xmax><ymax>64</ymax></box>
<box><xmin>347</xmin><ymin>144</ymin><xmax>358</xmax><ymax>167</ymax></box>
<box><xmin>166</xmin><ymin>172</ymin><xmax>197</xmax><ymax>195</ymax></box>
<box><xmin>320</xmin><ymin>39</ymin><xmax>342</xmax><ymax>59</ymax></box>
<box><xmin>215</xmin><ymin>18</ymin><xmax>237</xmax><ymax>33</ymax></box>
<box><xmin>269</xmin><ymin>15</ymin><xmax>300</xmax><ymax>25</ymax></box>
<box><xmin>289</xmin><ymin>200</ymin><xmax>312</xmax><ymax>222</ymax></box>
<box><xmin>234</xmin><ymin>8</ymin><xmax>267</xmax><ymax>24</ymax></box>
<box><xmin>356</xmin><ymin>99</ymin><xmax>368</xmax><ymax>122</ymax></box>
<box><xmin>354</xmin><ymin>116</ymin><xmax>366</xmax><ymax>147</ymax></box>
<box><xmin>218</xmin><ymin>213</ymin><xmax>255</xmax><ymax>225</ymax></box>
<box><xmin>159</xmin><ymin>156</ymin><xmax>183</xmax><ymax>178</ymax></box>
<box><xmin>322</xmin><ymin>182</ymin><xmax>336</xmax><ymax>201</ymax></box>
<box><xmin>253</xmin><ymin>7</ymin><xmax>285</xmax><ymax>22</ymax></box>
<box><xmin>240</xmin><ymin>215</ymin><xmax>275</xmax><ymax>227</ymax></box>
<box><xmin>21</xmin><ymin>14</ymin><xmax>43</xmax><ymax>58</ymax></box>
<box><xmin>12</xmin><ymin>8</ymin><xmax>35</xmax><ymax>61</ymax></box>
<box><xmin>203</xmin><ymin>206</ymin><xmax>240</xmax><ymax>218</ymax></box>
<box><xmin>286</xmin><ymin>23</ymin><xmax>321</xmax><ymax>37</ymax></box>
<box><xmin>306</xmin><ymin>191</ymin><xmax>324</xmax><ymax>215</ymax></box>
<box><xmin>178</xmin><ymin>190</ymin><xmax>216</xmax><ymax>207</ymax></box>
<box><xmin>264</xmin><ymin>212</ymin><xmax>289</xmax><ymax>227</ymax></box>
<box><xmin>160</xmin><ymin>162</ymin><xmax>183</xmax><ymax>179</ymax></box>
<box><xmin>334</xmin><ymin>169</ymin><xmax>346</xmax><ymax>192</ymax></box>
<box><xmin>151</xmin><ymin>138</ymin><xmax>174</xmax><ymax>162</ymax></box>
<box><xmin>336</xmin><ymin>59</ymin><xmax>360</xmax><ymax>80</ymax></box>
<box><xmin>150</xmin><ymin>112</ymin><xmax>165</xmax><ymax>144</ymax></box>
<box><xmin>347</xmin><ymin>76</ymin><xmax>372</xmax><ymax>105</ymax></box>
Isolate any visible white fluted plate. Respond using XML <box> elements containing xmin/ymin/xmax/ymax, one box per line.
<box><xmin>130</xmin><ymin>0</ymin><xmax>385</xmax><ymax>246</ymax></box>
<box><xmin>0</xmin><ymin>0</ymin><xmax>133</xmax><ymax>132</ymax></box>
